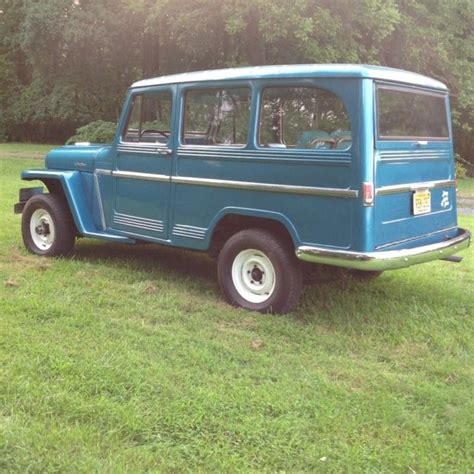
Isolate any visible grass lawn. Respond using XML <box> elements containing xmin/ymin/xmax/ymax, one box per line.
<box><xmin>458</xmin><ymin>178</ymin><xmax>474</xmax><ymax>199</ymax></box>
<box><xmin>1</xmin><ymin>150</ymin><xmax>473</xmax><ymax>472</ymax></box>
<box><xmin>0</xmin><ymin>143</ymin><xmax>61</xmax><ymax>158</ymax></box>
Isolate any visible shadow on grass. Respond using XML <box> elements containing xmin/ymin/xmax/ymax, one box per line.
<box><xmin>72</xmin><ymin>239</ymin><xmax>353</xmax><ymax>289</ymax></box>
<box><xmin>71</xmin><ymin>240</ymin><xmax>379</xmax><ymax>316</ymax></box>
<box><xmin>73</xmin><ymin>239</ymin><xmax>217</xmax><ymax>286</ymax></box>
<box><xmin>52</xmin><ymin>238</ymin><xmax>468</xmax><ymax>336</ymax></box>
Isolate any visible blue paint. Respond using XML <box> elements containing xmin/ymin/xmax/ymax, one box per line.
<box><xmin>20</xmin><ymin>64</ymin><xmax>462</xmax><ymax>264</ymax></box>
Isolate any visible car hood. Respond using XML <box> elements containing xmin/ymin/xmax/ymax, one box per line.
<box><xmin>46</xmin><ymin>144</ymin><xmax>111</xmax><ymax>172</ymax></box>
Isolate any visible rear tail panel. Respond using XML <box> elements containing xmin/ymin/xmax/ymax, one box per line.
<box><xmin>374</xmin><ymin>84</ymin><xmax>457</xmax><ymax>249</ymax></box>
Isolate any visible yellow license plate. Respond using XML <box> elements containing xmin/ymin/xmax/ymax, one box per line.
<box><xmin>413</xmin><ymin>189</ymin><xmax>431</xmax><ymax>215</ymax></box>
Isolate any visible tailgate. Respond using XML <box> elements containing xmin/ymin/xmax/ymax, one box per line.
<box><xmin>374</xmin><ymin>83</ymin><xmax>457</xmax><ymax>249</ymax></box>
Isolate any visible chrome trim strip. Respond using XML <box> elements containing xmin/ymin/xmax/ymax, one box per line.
<box><xmin>376</xmin><ymin>179</ymin><xmax>455</xmax><ymax>196</ymax></box>
<box><xmin>172</xmin><ymin>224</ymin><xmax>206</xmax><ymax>240</ymax></box>
<box><xmin>173</xmin><ymin>224</ymin><xmax>207</xmax><ymax>231</ymax></box>
<box><xmin>375</xmin><ymin>226</ymin><xmax>457</xmax><ymax>250</ymax></box>
<box><xmin>173</xmin><ymin>176</ymin><xmax>358</xmax><ymax>198</ymax></box>
<box><xmin>296</xmin><ymin>228</ymin><xmax>470</xmax><ymax>271</ymax></box>
<box><xmin>172</xmin><ymin>231</ymin><xmax>205</xmax><ymax>240</ymax></box>
<box><xmin>114</xmin><ymin>212</ymin><xmax>163</xmax><ymax>224</ymax></box>
<box><xmin>177</xmin><ymin>149</ymin><xmax>352</xmax><ymax>164</ymax></box>
<box><xmin>178</xmin><ymin>148</ymin><xmax>352</xmax><ymax>158</ymax></box>
<box><xmin>113</xmin><ymin>212</ymin><xmax>164</xmax><ymax>232</ymax></box>
<box><xmin>379</xmin><ymin>150</ymin><xmax>450</xmax><ymax>161</ymax></box>
<box><xmin>98</xmin><ymin>169</ymin><xmax>356</xmax><ymax>197</ymax></box>
<box><xmin>93</xmin><ymin>172</ymin><xmax>107</xmax><ymax>230</ymax></box>
<box><xmin>114</xmin><ymin>220</ymin><xmax>164</xmax><ymax>232</ymax></box>
<box><xmin>113</xmin><ymin>170</ymin><xmax>170</xmax><ymax>183</ymax></box>
<box><xmin>95</xmin><ymin>168</ymin><xmax>112</xmax><ymax>176</ymax></box>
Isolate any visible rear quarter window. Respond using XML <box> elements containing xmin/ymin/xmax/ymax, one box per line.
<box><xmin>258</xmin><ymin>86</ymin><xmax>351</xmax><ymax>151</ymax></box>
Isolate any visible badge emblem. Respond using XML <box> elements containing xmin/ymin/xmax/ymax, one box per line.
<box><xmin>440</xmin><ymin>190</ymin><xmax>450</xmax><ymax>209</ymax></box>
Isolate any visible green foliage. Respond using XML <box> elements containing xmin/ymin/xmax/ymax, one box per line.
<box><xmin>66</xmin><ymin>120</ymin><xmax>117</xmax><ymax>144</ymax></box>
<box><xmin>0</xmin><ymin>0</ymin><xmax>473</xmax><ymax>164</ymax></box>
<box><xmin>0</xmin><ymin>151</ymin><xmax>473</xmax><ymax>471</ymax></box>
<box><xmin>455</xmin><ymin>153</ymin><xmax>468</xmax><ymax>180</ymax></box>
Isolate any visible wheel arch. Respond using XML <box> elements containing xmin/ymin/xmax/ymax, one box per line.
<box><xmin>21</xmin><ymin>170</ymin><xmax>90</xmax><ymax>235</ymax></box>
<box><xmin>207</xmin><ymin>207</ymin><xmax>300</xmax><ymax>258</ymax></box>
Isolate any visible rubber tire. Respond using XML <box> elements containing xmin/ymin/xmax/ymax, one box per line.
<box><xmin>22</xmin><ymin>193</ymin><xmax>76</xmax><ymax>257</ymax></box>
<box><xmin>217</xmin><ymin>229</ymin><xmax>302</xmax><ymax>314</ymax></box>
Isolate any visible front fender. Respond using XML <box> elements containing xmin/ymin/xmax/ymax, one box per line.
<box><xmin>22</xmin><ymin>169</ymin><xmax>93</xmax><ymax>235</ymax></box>
<box><xmin>21</xmin><ymin>169</ymin><xmax>133</xmax><ymax>243</ymax></box>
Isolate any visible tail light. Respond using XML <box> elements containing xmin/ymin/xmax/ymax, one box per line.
<box><xmin>363</xmin><ymin>182</ymin><xmax>374</xmax><ymax>206</ymax></box>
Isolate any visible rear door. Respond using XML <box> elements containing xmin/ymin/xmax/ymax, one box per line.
<box><xmin>374</xmin><ymin>83</ymin><xmax>457</xmax><ymax>248</ymax></box>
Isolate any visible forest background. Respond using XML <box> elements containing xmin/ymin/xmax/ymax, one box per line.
<box><xmin>0</xmin><ymin>0</ymin><xmax>472</xmax><ymax>172</ymax></box>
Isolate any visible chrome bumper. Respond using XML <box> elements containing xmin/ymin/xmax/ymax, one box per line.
<box><xmin>296</xmin><ymin>228</ymin><xmax>471</xmax><ymax>271</ymax></box>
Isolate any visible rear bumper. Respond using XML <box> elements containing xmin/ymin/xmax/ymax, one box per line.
<box><xmin>296</xmin><ymin>228</ymin><xmax>471</xmax><ymax>271</ymax></box>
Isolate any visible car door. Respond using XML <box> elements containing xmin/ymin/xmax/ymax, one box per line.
<box><xmin>111</xmin><ymin>85</ymin><xmax>175</xmax><ymax>240</ymax></box>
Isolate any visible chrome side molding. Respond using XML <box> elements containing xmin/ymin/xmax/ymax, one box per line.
<box><xmin>376</xmin><ymin>179</ymin><xmax>455</xmax><ymax>196</ymax></box>
<box><xmin>173</xmin><ymin>176</ymin><xmax>358</xmax><ymax>198</ymax></box>
<box><xmin>95</xmin><ymin>169</ymin><xmax>358</xmax><ymax>198</ymax></box>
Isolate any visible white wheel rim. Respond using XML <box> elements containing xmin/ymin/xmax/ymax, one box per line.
<box><xmin>231</xmin><ymin>249</ymin><xmax>276</xmax><ymax>304</ymax></box>
<box><xmin>30</xmin><ymin>209</ymin><xmax>55</xmax><ymax>251</ymax></box>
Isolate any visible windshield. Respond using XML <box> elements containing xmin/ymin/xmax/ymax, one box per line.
<box><xmin>377</xmin><ymin>85</ymin><xmax>449</xmax><ymax>140</ymax></box>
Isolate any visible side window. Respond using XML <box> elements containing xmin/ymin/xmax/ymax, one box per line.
<box><xmin>183</xmin><ymin>88</ymin><xmax>250</xmax><ymax>146</ymax></box>
<box><xmin>259</xmin><ymin>87</ymin><xmax>351</xmax><ymax>150</ymax></box>
<box><xmin>123</xmin><ymin>91</ymin><xmax>172</xmax><ymax>144</ymax></box>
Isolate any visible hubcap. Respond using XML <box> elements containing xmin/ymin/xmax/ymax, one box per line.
<box><xmin>30</xmin><ymin>209</ymin><xmax>55</xmax><ymax>250</ymax></box>
<box><xmin>231</xmin><ymin>249</ymin><xmax>276</xmax><ymax>304</ymax></box>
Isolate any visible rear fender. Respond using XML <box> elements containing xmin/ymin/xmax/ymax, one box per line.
<box><xmin>207</xmin><ymin>207</ymin><xmax>301</xmax><ymax>248</ymax></box>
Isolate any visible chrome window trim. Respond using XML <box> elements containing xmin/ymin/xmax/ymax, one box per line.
<box><xmin>177</xmin><ymin>147</ymin><xmax>352</xmax><ymax>161</ymax></box>
<box><xmin>376</xmin><ymin>179</ymin><xmax>455</xmax><ymax>196</ymax></box>
<box><xmin>117</xmin><ymin>144</ymin><xmax>172</xmax><ymax>155</ymax></box>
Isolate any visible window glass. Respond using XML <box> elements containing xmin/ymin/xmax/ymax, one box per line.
<box><xmin>123</xmin><ymin>91</ymin><xmax>172</xmax><ymax>143</ymax></box>
<box><xmin>183</xmin><ymin>88</ymin><xmax>250</xmax><ymax>146</ymax></box>
<box><xmin>259</xmin><ymin>87</ymin><xmax>351</xmax><ymax>150</ymax></box>
<box><xmin>377</xmin><ymin>87</ymin><xmax>449</xmax><ymax>139</ymax></box>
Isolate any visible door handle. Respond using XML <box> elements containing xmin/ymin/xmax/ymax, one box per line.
<box><xmin>156</xmin><ymin>148</ymin><xmax>172</xmax><ymax>156</ymax></box>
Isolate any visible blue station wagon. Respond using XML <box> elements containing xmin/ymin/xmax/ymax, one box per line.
<box><xmin>16</xmin><ymin>64</ymin><xmax>471</xmax><ymax>313</ymax></box>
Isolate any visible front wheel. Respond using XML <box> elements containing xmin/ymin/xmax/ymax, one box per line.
<box><xmin>217</xmin><ymin>229</ymin><xmax>302</xmax><ymax>314</ymax></box>
<box><xmin>22</xmin><ymin>194</ymin><xmax>76</xmax><ymax>257</ymax></box>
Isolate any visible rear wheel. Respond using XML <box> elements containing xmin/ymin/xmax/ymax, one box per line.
<box><xmin>22</xmin><ymin>194</ymin><xmax>76</xmax><ymax>257</ymax></box>
<box><xmin>218</xmin><ymin>229</ymin><xmax>302</xmax><ymax>314</ymax></box>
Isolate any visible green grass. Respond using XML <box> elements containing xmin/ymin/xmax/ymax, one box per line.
<box><xmin>1</xmin><ymin>151</ymin><xmax>473</xmax><ymax>472</ymax></box>
<box><xmin>0</xmin><ymin>142</ymin><xmax>61</xmax><ymax>157</ymax></box>
<box><xmin>458</xmin><ymin>178</ymin><xmax>474</xmax><ymax>199</ymax></box>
